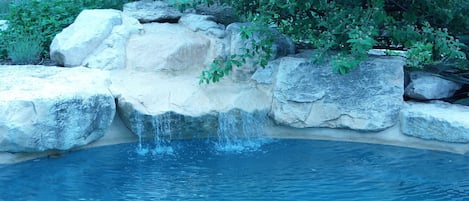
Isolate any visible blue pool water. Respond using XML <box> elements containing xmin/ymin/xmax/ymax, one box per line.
<box><xmin>1</xmin><ymin>139</ymin><xmax>469</xmax><ymax>201</ymax></box>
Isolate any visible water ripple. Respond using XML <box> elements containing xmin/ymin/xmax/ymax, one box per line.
<box><xmin>1</xmin><ymin>139</ymin><xmax>469</xmax><ymax>201</ymax></box>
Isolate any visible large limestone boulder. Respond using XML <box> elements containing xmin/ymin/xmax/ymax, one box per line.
<box><xmin>51</xmin><ymin>9</ymin><xmax>142</xmax><ymax>70</ymax></box>
<box><xmin>123</xmin><ymin>0</ymin><xmax>182</xmax><ymax>23</ymax></box>
<box><xmin>126</xmin><ymin>23</ymin><xmax>214</xmax><ymax>72</ymax></box>
<box><xmin>270</xmin><ymin>52</ymin><xmax>405</xmax><ymax>131</ymax></box>
<box><xmin>405</xmin><ymin>71</ymin><xmax>462</xmax><ymax>100</ymax></box>
<box><xmin>110</xmin><ymin>70</ymin><xmax>271</xmax><ymax>139</ymax></box>
<box><xmin>82</xmin><ymin>14</ymin><xmax>143</xmax><ymax>70</ymax></box>
<box><xmin>400</xmin><ymin>101</ymin><xmax>469</xmax><ymax>143</ymax></box>
<box><xmin>0</xmin><ymin>66</ymin><xmax>115</xmax><ymax>152</ymax></box>
<box><xmin>50</xmin><ymin>9</ymin><xmax>122</xmax><ymax>67</ymax></box>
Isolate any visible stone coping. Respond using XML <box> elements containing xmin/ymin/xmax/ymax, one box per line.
<box><xmin>266</xmin><ymin>125</ymin><xmax>469</xmax><ymax>155</ymax></box>
<box><xmin>1</xmin><ymin>115</ymin><xmax>468</xmax><ymax>165</ymax></box>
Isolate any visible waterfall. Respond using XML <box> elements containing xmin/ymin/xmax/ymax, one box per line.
<box><xmin>215</xmin><ymin>111</ymin><xmax>269</xmax><ymax>152</ymax></box>
<box><xmin>133</xmin><ymin>110</ymin><xmax>268</xmax><ymax>155</ymax></box>
<box><xmin>150</xmin><ymin>112</ymin><xmax>174</xmax><ymax>155</ymax></box>
<box><xmin>134</xmin><ymin>114</ymin><xmax>149</xmax><ymax>156</ymax></box>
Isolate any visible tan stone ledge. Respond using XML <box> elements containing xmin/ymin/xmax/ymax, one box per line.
<box><xmin>265</xmin><ymin>124</ymin><xmax>469</xmax><ymax>154</ymax></box>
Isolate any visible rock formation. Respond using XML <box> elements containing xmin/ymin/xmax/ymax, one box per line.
<box><xmin>1</xmin><ymin>0</ymin><xmax>468</xmax><ymax>158</ymax></box>
<box><xmin>269</xmin><ymin>51</ymin><xmax>405</xmax><ymax>131</ymax></box>
<box><xmin>0</xmin><ymin>66</ymin><xmax>115</xmax><ymax>152</ymax></box>
<box><xmin>405</xmin><ymin>71</ymin><xmax>462</xmax><ymax>100</ymax></box>
<box><xmin>401</xmin><ymin>101</ymin><xmax>469</xmax><ymax>143</ymax></box>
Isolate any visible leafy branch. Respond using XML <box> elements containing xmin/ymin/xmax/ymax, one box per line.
<box><xmin>199</xmin><ymin>24</ymin><xmax>274</xmax><ymax>84</ymax></box>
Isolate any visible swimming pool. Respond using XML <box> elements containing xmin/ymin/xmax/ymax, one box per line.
<box><xmin>1</xmin><ymin>139</ymin><xmax>468</xmax><ymax>200</ymax></box>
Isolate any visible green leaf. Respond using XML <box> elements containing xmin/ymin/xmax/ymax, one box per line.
<box><xmin>260</xmin><ymin>59</ymin><xmax>268</xmax><ymax>67</ymax></box>
<box><xmin>339</xmin><ymin>67</ymin><xmax>346</xmax><ymax>74</ymax></box>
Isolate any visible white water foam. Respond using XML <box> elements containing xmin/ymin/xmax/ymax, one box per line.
<box><xmin>215</xmin><ymin>111</ymin><xmax>269</xmax><ymax>153</ymax></box>
<box><xmin>134</xmin><ymin>114</ymin><xmax>149</xmax><ymax>156</ymax></box>
<box><xmin>150</xmin><ymin>113</ymin><xmax>174</xmax><ymax>155</ymax></box>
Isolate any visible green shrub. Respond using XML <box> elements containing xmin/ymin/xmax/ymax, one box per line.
<box><xmin>7</xmin><ymin>32</ymin><xmax>42</xmax><ymax>64</ymax></box>
<box><xmin>0</xmin><ymin>1</ymin><xmax>9</xmax><ymax>19</ymax></box>
<box><xmin>0</xmin><ymin>0</ymin><xmax>135</xmax><ymax>61</ymax></box>
<box><xmin>197</xmin><ymin>0</ymin><xmax>468</xmax><ymax>83</ymax></box>
<box><xmin>199</xmin><ymin>24</ymin><xmax>275</xmax><ymax>84</ymax></box>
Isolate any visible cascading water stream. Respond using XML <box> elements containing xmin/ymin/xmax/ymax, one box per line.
<box><xmin>134</xmin><ymin>114</ymin><xmax>149</xmax><ymax>155</ymax></box>
<box><xmin>215</xmin><ymin>111</ymin><xmax>269</xmax><ymax>152</ymax></box>
<box><xmin>135</xmin><ymin>110</ymin><xmax>269</xmax><ymax>155</ymax></box>
<box><xmin>151</xmin><ymin>112</ymin><xmax>174</xmax><ymax>155</ymax></box>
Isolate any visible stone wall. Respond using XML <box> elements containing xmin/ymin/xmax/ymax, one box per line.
<box><xmin>1</xmin><ymin>1</ymin><xmax>468</xmax><ymax>163</ymax></box>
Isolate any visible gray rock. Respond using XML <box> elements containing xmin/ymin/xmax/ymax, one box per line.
<box><xmin>251</xmin><ymin>59</ymin><xmax>279</xmax><ymax>84</ymax></box>
<box><xmin>271</xmin><ymin>52</ymin><xmax>405</xmax><ymax>131</ymax></box>
<box><xmin>400</xmin><ymin>101</ymin><xmax>469</xmax><ymax>143</ymax></box>
<box><xmin>179</xmin><ymin>14</ymin><xmax>225</xmax><ymax>38</ymax></box>
<box><xmin>405</xmin><ymin>71</ymin><xmax>462</xmax><ymax>100</ymax></box>
<box><xmin>117</xmin><ymin>97</ymin><xmax>219</xmax><ymax>139</ymax></box>
<box><xmin>193</xmin><ymin>3</ymin><xmax>238</xmax><ymax>25</ymax></box>
<box><xmin>0</xmin><ymin>66</ymin><xmax>115</xmax><ymax>152</ymax></box>
<box><xmin>367</xmin><ymin>49</ymin><xmax>406</xmax><ymax>57</ymax></box>
<box><xmin>226</xmin><ymin>23</ymin><xmax>295</xmax><ymax>81</ymax></box>
<box><xmin>50</xmin><ymin>9</ymin><xmax>122</xmax><ymax>67</ymax></box>
<box><xmin>123</xmin><ymin>0</ymin><xmax>182</xmax><ymax>23</ymax></box>
<box><xmin>117</xmin><ymin>97</ymin><xmax>269</xmax><ymax>141</ymax></box>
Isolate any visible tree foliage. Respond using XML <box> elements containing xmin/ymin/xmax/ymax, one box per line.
<box><xmin>194</xmin><ymin>0</ymin><xmax>468</xmax><ymax>83</ymax></box>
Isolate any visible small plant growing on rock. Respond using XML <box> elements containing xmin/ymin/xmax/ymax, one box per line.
<box><xmin>6</xmin><ymin>32</ymin><xmax>42</xmax><ymax>64</ymax></box>
<box><xmin>199</xmin><ymin>24</ymin><xmax>275</xmax><ymax>84</ymax></box>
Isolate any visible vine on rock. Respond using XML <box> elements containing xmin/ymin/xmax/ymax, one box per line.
<box><xmin>199</xmin><ymin>24</ymin><xmax>275</xmax><ymax>84</ymax></box>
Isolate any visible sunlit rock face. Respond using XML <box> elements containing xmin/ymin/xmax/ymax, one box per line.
<box><xmin>125</xmin><ymin>23</ymin><xmax>212</xmax><ymax>72</ymax></box>
<box><xmin>0</xmin><ymin>66</ymin><xmax>115</xmax><ymax>152</ymax></box>
<box><xmin>401</xmin><ymin>101</ymin><xmax>469</xmax><ymax>143</ymax></box>
<box><xmin>270</xmin><ymin>51</ymin><xmax>405</xmax><ymax>131</ymax></box>
<box><xmin>50</xmin><ymin>9</ymin><xmax>143</xmax><ymax>70</ymax></box>
<box><xmin>50</xmin><ymin>9</ymin><xmax>123</xmax><ymax>67</ymax></box>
